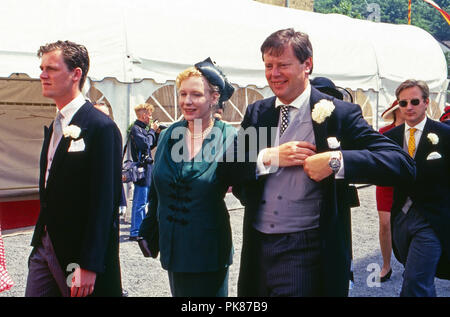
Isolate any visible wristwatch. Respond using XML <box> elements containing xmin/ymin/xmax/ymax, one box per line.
<box><xmin>329</xmin><ymin>151</ymin><xmax>341</xmax><ymax>174</ymax></box>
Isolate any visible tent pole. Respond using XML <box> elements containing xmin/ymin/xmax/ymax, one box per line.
<box><xmin>127</xmin><ymin>82</ymin><xmax>131</xmax><ymax>137</ymax></box>
<box><xmin>376</xmin><ymin>92</ymin><xmax>379</xmax><ymax>130</ymax></box>
<box><xmin>124</xmin><ymin>82</ymin><xmax>132</xmax><ymax>220</ymax></box>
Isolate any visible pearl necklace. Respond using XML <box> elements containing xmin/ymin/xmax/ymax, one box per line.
<box><xmin>187</xmin><ymin>120</ymin><xmax>214</xmax><ymax>139</ymax></box>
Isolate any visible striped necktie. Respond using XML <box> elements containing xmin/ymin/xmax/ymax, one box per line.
<box><xmin>279</xmin><ymin>105</ymin><xmax>290</xmax><ymax>136</ymax></box>
<box><xmin>52</xmin><ymin>111</ymin><xmax>63</xmax><ymax>150</ymax></box>
<box><xmin>408</xmin><ymin>128</ymin><xmax>417</xmax><ymax>157</ymax></box>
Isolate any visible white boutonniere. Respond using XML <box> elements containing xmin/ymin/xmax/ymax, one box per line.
<box><xmin>312</xmin><ymin>99</ymin><xmax>335</xmax><ymax>124</ymax></box>
<box><xmin>426</xmin><ymin>151</ymin><xmax>442</xmax><ymax>160</ymax></box>
<box><xmin>427</xmin><ymin>133</ymin><xmax>439</xmax><ymax>145</ymax></box>
<box><xmin>327</xmin><ymin>137</ymin><xmax>341</xmax><ymax>149</ymax></box>
<box><xmin>63</xmin><ymin>125</ymin><xmax>81</xmax><ymax>139</ymax></box>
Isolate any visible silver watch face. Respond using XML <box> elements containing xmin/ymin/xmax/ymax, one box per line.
<box><xmin>329</xmin><ymin>158</ymin><xmax>340</xmax><ymax>171</ymax></box>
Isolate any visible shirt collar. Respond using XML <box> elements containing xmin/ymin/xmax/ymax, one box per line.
<box><xmin>275</xmin><ymin>81</ymin><xmax>311</xmax><ymax>110</ymax></box>
<box><xmin>57</xmin><ymin>93</ymin><xmax>86</xmax><ymax>123</ymax></box>
<box><xmin>405</xmin><ymin>116</ymin><xmax>427</xmax><ymax>132</ymax></box>
<box><xmin>134</xmin><ymin>119</ymin><xmax>148</xmax><ymax>129</ymax></box>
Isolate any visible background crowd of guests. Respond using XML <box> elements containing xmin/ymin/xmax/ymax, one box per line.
<box><xmin>0</xmin><ymin>27</ymin><xmax>449</xmax><ymax>297</ymax></box>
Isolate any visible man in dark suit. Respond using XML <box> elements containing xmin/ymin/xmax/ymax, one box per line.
<box><xmin>25</xmin><ymin>40</ymin><xmax>123</xmax><ymax>297</ymax></box>
<box><xmin>384</xmin><ymin>79</ymin><xmax>450</xmax><ymax>297</ymax></box>
<box><xmin>233</xmin><ymin>28</ymin><xmax>416</xmax><ymax>297</ymax></box>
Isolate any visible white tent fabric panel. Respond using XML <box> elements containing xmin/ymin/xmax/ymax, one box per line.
<box><xmin>122</xmin><ymin>0</ymin><xmax>382</xmax><ymax>89</ymax></box>
<box><xmin>89</xmin><ymin>79</ymin><xmax>131</xmax><ymax>142</ymax></box>
<box><xmin>0</xmin><ymin>0</ymin><xmax>128</xmax><ymax>81</ymax></box>
<box><xmin>0</xmin><ymin>0</ymin><xmax>446</xmax><ymax>93</ymax></box>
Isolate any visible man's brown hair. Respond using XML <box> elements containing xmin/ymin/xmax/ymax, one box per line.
<box><xmin>261</xmin><ymin>28</ymin><xmax>313</xmax><ymax>74</ymax></box>
<box><xmin>38</xmin><ymin>40</ymin><xmax>90</xmax><ymax>90</ymax></box>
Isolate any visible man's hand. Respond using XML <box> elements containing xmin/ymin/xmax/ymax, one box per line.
<box><xmin>304</xmin><ymin>152</ymin><xmax>334</xmax><ymax>182</ymax></box>
<box><xmin>263</xmin><ymin>141</ymin><xmax>316</xmax><ymax>167</ymax></box>
<box><xmin>70</xmin><ymin>267</ymin><xmax>97</xmax><ymax>297</ymax></box>
<box><xmin>151</xmin><ymin>120</ymin><xmax>159</xmax><ymax>131</ymax></box>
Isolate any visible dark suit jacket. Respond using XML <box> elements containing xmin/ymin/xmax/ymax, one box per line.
<box><xmin>233</xmin><ymin>86</ymin><xmax>416</xmax><ymax>296</ymax></box>
<box><xmin>31</xmin><ymin>101</ymin><xmax>123</xmax><ymax>296</ymax></box>
<box><xmin>129</xmin><ymin>119</ymin><xmax>157</xmax><ymax>187</ymax></box>
<box><xmin>384</xmin><ymin>119</ymin><xmax>450</xmax><ymax>279</ymax></box>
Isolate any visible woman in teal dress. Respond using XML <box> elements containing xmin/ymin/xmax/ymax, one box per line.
<box><xmin>139</xmin><ymin>58</ymin><xmax>236</xmax><ymax>297</ymax></box>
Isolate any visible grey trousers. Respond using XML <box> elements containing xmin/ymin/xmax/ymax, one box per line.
<box><xmin>393</xmin><ymin>206</ymin><xmax>442</xmax><ymax>297</ymax></box>
<box><xmin>252</xmin><ymin>227</ymin><xmax>322</xmax><ymax>297</ymax></box>
<box><xmin>25</xmin><ymin>231</ymin><xmax>70</xmax><ymax>297</ymax></box>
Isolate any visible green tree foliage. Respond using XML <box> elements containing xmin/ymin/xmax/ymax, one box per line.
<box><xmin>314</xmin><ymin>0</ymin><xmax>450</xmax><ymax>41</ymax></box>
<box><xmin>314</xmin><ymin>0</ymin><xmax>363</xmax><ymax>18</ymax></box>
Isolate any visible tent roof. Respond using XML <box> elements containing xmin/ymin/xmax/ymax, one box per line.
<box><xmin>0</xmin><ymin>0</ymin><xmax>447</xmax><ymax>93</ymax></box>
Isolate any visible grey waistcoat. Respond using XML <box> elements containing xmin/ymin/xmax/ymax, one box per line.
<box><xmin>253</xmin><ymin>104</ymin><xmax>324</xmax><ymax>234</ymax></box>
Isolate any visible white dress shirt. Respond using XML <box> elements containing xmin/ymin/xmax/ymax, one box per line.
<box><xmin>45</xmin><ymin>93</ymin><xmax>86</xmax><ymax>186</ymax></box>
<box><xmin>402</xmin><ymin>116</ymin><xmax>427</xmax><ymax>213</ymax></box>
<box><xmin>403</xmin><ymin>116</ymin><xmax>427</xmax><ymax>158</ymax></box>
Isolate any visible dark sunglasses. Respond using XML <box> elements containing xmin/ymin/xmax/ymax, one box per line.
<box><xmin>398</xmin><ymin>99</ymin><xmax>421</xmax><ymax>107</ymax></box>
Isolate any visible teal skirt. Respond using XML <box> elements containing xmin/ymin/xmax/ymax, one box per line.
<box><xmin>168</xmin><ymin>267</ymin><xmax>229</xmax><ymax>297</ymax></box>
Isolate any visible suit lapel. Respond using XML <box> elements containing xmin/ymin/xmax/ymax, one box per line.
<box><xmin>42</xmin><ymin>125</ymin><xmax>51</xmax><ymax>168</ymax></box>
<box><xmin>40</xmin><ymin>125</ymin><xmax>52</xmax><ymax>192</ymax></box>
<box><xmin>390</xmin><ymin>119</ymin><xmax>432</xmax><ymax>163</ymax></box>
<box><xmin>45</xmin><ymin>101</ymin><xmax>92</xmax><ymax>189</ymax></box>
<box><xmin>389</xmin><ymin>123</ymin><xmax>405</xmax><ymax>148</ymax></box>
<box><xmin>414</xmin><ymin>119</ymin><xmax>433</xmax><ymax>162</ymax></box>
<box><xmin>257</xmin><ymin>96</ymin><xmax>279</xmax><ymax>148</ymax></box>
<box><xmin>309</xmin><ymin>87</ymin><xmax>329</xmax><ymax>152</ymax></box>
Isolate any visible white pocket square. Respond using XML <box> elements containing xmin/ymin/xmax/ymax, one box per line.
<box><xmin>327</xmin><ymin>137</ymin><xmax>340</xmax><ymax>149</ymax></box>
<box><xmin>68</xmin><ymin>138</ymin><xmax>85</xmax><ymax>152</ymax></box>
<box><xmin>426</xmin><ymin>151</ymin><xmax>441</xmax><ymax>160</ymax></box>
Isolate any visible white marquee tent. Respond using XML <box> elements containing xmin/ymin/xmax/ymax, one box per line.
<box><xmin>0</xmin><ymin>0</ymin><xmax>448</xmax><ymax>200</ymax></box>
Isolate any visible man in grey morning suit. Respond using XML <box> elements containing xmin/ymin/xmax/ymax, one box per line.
<box><xmin>232</xmin><ymin>28</ymin><xmax>416</xmax><ymax>297</ymax></box>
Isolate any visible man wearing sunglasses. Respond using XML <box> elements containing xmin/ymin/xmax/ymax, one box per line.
<box><xmin>384</xmin><ymin>79</ymin><xmax>450</xmax><ymax>296</ymax></box>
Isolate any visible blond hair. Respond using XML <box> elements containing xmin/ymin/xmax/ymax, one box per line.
<box><xmin>134</xmin><ymin>103</ymin><xmax>154</xmax><ymax>116</ymax></box>
<box><xmin>175</xmin><ymin>67</ymin><xmax>220</xmax><ymax>94</ymax></box>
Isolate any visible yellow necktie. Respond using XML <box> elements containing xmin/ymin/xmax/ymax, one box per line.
<box><xmin>408</xmin><ymin>128</ymin><xmax>417</xmax><ymax>157</ymax></box>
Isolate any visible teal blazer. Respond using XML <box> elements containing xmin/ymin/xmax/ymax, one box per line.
<box><xmin>140</xmin><ymin>119</ymin><xmax>237</xmax><ymax>273</ymax></box>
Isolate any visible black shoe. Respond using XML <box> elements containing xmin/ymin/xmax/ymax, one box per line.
<box><xmin>380</xmin><ymin>268</ymin><xmax>392</xmax><ymax>283</ymax></box>
<box><xmin>129</xmin><ymin>236</ymin><xmax>141</xmax><ymax>241</ymax></box>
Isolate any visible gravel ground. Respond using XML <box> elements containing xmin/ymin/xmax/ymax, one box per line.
<box><xmin>1</xmin><ymin>186</ymin><xmax>449</xmax><ymax>298</ymax></box>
